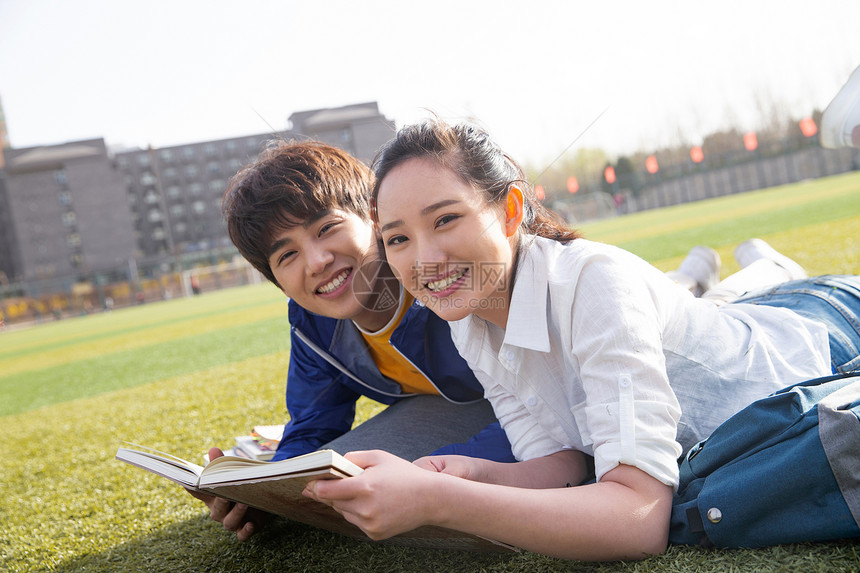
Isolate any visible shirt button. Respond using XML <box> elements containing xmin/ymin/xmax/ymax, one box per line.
<box><xmin>505</xmin><ymin>350</ymin><xmax>515</xmax><ymax>361</ymax></box>
<box><xmin>525</xmin><ymin>396</ymin><xmax>537</xmax><ymax>407</ymax></box>
<box><xmin>619</xmin><ymin>376</ymin><xmax>631</xmax><ymax>389</ymax></box>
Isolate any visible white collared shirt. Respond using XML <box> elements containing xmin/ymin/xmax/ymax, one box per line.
<box><xmin>449</xmin><ymin>236</ymin><xmax>831</xmax><ymax>487</ymax></box>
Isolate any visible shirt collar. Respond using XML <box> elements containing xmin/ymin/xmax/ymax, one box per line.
<box><xmin>502</xmin><ymin>235</ymin><xmax>551</xmax><ymax>353</ymax></box>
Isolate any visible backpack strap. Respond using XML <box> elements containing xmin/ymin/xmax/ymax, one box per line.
<box><xmin>818</xmin><ymin>377</ymin><xmax>860</xmax><ymax>529</ymax></box>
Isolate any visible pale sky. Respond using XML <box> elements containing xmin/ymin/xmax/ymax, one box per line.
<box><xmin>2</xmin><ymin>0</ymin><xmax>860</xmax><ymax>166</ymax></box>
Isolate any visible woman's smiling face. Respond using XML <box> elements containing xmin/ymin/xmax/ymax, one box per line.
<box><xmin>376</xmin><ymin>158</ymin><xmax>516</xmax><ymax>326</ymax></box>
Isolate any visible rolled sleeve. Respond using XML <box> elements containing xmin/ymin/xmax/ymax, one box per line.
<box><xmin>570</xmin><ymin>255</ymin><xmax>683</xmax><ymax>488</ymax></box>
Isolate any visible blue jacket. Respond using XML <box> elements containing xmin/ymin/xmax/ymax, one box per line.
<box><xmin>273</xmin><ymin>298</ymin><xmax>513</xmax><ymax>462</ymax></box>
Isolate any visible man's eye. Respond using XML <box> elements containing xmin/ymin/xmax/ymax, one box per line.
<box><xmin>277</xmin><ymin>251</ymin><xmax>296</xmax><ymax>265</ymax></box>
<box><xmin>319</xmin><ymin>222</ymin><xmax>338</xmax><ymax>236</ymax></box>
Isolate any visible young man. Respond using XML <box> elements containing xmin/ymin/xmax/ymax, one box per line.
<box><xmin>189</xmin><ymin>140</ymin><xmax>513</xmax><ymax>540</ymax></box>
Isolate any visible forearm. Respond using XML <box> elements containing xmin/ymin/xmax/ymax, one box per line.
<box><xmin>423</xmin><ymin>464</ymin><xmax>672</xmax><ymax>560</ymax></box>
<box><xmin>480</xmin><ymin>449</ymin><xmax>587</xmax><ymax>488</ymax></box>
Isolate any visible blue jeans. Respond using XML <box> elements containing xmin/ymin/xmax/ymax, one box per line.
<box><xmin>734</xmin><ymin>275</ymin><xmax>860</xmax><ymax>374</ymax></box>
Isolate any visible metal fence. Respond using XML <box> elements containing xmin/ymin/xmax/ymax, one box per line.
<box><xmin>561</xmin><ymin>144</ymin><xmax>860</xmax><ymax>222</ymax></box>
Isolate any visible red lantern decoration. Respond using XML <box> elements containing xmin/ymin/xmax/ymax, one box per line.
<box><xmin>799</xmin><ymin>117</ymin><xmax>818</xmax><ymax>138</ymax></box>
<box><xmin>604</xmin><ymin>165</ymin><xmax>616</xmax><ymax>185</ymax></box>
<box><xmin>534</xmin><ymin>185</ymin><xmax>545</xmax><ymax>201</ymax></box>
<box><xmin>690</xmin><ymin>145</ymin><xmax>704</xmax><ymax>164</ymax></box>
<box><xmin>645</xmin><ymin>155</ymin><xmax>659</xmax><ymax>174</ymax></box>
<box><xmin>743</xmin><ymin>131</ymin><xmax>758</xmax><ymax>151</ymax></box>
<box><xmin>566</xmin><ymin>176</ymin><xmax>579</xmax><ymax>194</ymax></box>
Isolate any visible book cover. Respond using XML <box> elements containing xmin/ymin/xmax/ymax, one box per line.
<box><xmin>116</xmin><ymin>444</ymin><xmax>517</xmax><ymax>553</ymax></box>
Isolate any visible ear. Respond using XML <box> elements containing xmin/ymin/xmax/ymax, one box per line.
<box><xmin>504</xmin><ymin>185</ymin><xmax>524</xmax><ymax>238</ymax></box>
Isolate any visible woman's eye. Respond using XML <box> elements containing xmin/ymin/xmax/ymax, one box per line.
<box><xmin>386</xmin><ymin>235</ymin><xmax>407</xmax><ymax>247</ymax></box>
<box><xmin>435</xmin><ymin>214</ymin><xmax>459</xmax><ymax>228</ymax></box>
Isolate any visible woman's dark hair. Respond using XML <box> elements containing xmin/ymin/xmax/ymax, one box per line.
<box><xmin>371</xmin><ymin>119</ymin><xmax>580</xmax><ymax>243</ymax></box>
<box><xmin>222</xmin><ymin>140</ymin><xmax>373</xmax><ymax>286</ymax></box>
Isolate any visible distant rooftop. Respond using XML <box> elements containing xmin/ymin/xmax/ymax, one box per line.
<box><xmin>6</xmin><ymin>140</ymin><xmax>105</xmax><ymax>171</ymax></box>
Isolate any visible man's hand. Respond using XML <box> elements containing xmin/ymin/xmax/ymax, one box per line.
<box><xmin>185</xmin><ymin>447</ymin><xmax>271</xmax><ymax>541</ymax></box>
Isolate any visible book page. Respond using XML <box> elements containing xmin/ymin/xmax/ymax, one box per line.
<box><xmin>115</xmin><ymin>445</ymin><xmax>203</xmax><ymax>488</ymax></box>
<box><xmin>198</xmin><ymin>449</ymin><xmax>362</xmax><ymax>486</ymax></box>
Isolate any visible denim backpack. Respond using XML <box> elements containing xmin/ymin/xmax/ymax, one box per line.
<box><xmin>670</xmin><ymin>372</ymin><xmax>860</xmax><ymax>548</ymax></box>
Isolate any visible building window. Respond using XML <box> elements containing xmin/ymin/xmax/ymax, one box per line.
<box><xmin>148</xmin><ymin>209</ymin><xmax>163</xmax><ymax>223</ymax></box>
<box><xmin>169</xmin><ymin>204</ymin><xmax>185</xmax><ymax>217</ymax></box>
<box><xmin>140</xmin><ymin>172</ymin><xmax>156</xmax><ymax>186</ymax></box>
<box><xmin>208</xmin><ymin>179</ymin><xmax>225</xmax><ymax>194</ymax></box>
<box><xmin>174</xmin><ymin>222</ymin><xmax>187</xmax><ymax>235</ymax></box>
<box><xmin>151</xmin><ymin>227</ymin><xmax>166</xmax><ymax>240</ymax></box>
<box><xmin>159</xmin><ymin>149</ymin><xmax>174</xmax><ymax>163</ymax></box>
<box><xmin>226</xmin><ymin>140</ymin><xmax>238</xmax><ymax>152</ymax></box>
<box><xmin>189</xmin><ymin>182</ymin><xmax>203</xmax><ymax>195</ymax></box>
<box><xmin>185</xmin><ymin>164</ymin><xmax>198</xmax><ymax>178</ymax></box>
<box><xmin>62</xmin><ymin>212</ymin><xmax>77</xmax><ymax>226</ymax></box>
<box><xmin>58</xmin><ymin>191</ymin><xmax>72</xmax><ymax>206</ymax></box>
<box><xmin>54</xmin><ymin>169</ymin><xmax>68</xmax><ymax>185</ymax></box>
<box><xmin>144</xmin><ymin>190</ymin><xmax>159</xmax><ymax>204</ymax></box>
<box><xmin>204</xmin><ymin>143</ymin><xmax>218</xmax><ymax>156</ymax></box>
<box><xmin>163</xmin><ymin>167</ymin><xmax>177</xmax><ymax>179</ymax></box>
<box><xmin>192</xmin><ymin>200</ymin><xmax>206</xmax><ymax>214</ymax></box>
<box><xmin>182</xmin><ymin>147</ymin><xmax>195</xmax><ymax>160</ymax></box>
<box><xmin>137</xmin><ymin>154</ymin><xmax>151</xmax><ymax>167</ymax></box>
<box><xmin>71</xmin><ymin>253</ymin><xmax>83</xmax><ymax>268</ymax></box>
<box><xmin>66</xmin><ymin>233</ymin><xmax>81</xmax><ymax>247</ymax></box>
<box><xmin>166</xmin><ymin>185</ymin><xmax>181</xmax><ymax>199</ymax></box>
<box><xmin>207</xmin><ymin>161</ymin><xmax>220</xmax><ymax>175</ymax></box>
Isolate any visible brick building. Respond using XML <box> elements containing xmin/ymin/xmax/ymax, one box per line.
<box><xmin>1</xmin><ymin>139</ymin><xmax>136</xmax><ymax>288</ymax></box>
<box><xmin>0</xmin><ymin>102</ymin><xmax>396</xmax><ymax>297</ymax></box>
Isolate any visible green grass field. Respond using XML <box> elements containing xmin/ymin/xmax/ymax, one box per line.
<box><xmin>2</xmin><ymin>172</ymin><xmax>859</xmax><ymax>572</ymax></box>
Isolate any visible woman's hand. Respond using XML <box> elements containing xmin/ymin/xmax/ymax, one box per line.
<box><xmin>303</xmin><ymin>450</ymin><xmax>442</xmax><ymax>540</ymax></box>
<box><xmin>413</xmin><ymin>454</ymin><xmax>493</xmax><ymax>482</ymax></box>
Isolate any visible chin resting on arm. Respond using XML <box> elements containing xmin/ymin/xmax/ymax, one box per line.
<box><xmin>303</xmin><ymin>450</ymin><xmax>672</xmax><ymax>561</ymax></box>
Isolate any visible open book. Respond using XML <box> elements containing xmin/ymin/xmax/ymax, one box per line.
<box><xmin>116</xmin><ymin>444</ymin><xmax>516</xmax><ymax>553</ymax></box>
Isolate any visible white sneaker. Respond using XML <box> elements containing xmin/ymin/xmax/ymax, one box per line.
<box><xmin>676</xmin><ymin>246</ymin><xmax>721</xmax><ymax>296</ymax></box>
<box><xmin>734</xmin><ymin>239</ymin><xmax>807</xmax><ymax>279</ymax></box>
<box><xmin>820</xmin><ymin>65</ymin><xmax>860</xmax><ymax>149</ymax></box>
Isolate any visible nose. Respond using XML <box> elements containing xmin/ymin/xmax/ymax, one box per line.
<box><xmin>414</xmin><ymin>237</ymin><xmax>448</xmax><ymax>278</ymax></box>
<box><xmin>305</xmin><ymin>243</ymin><xmax>334</xmax><ymax>275</ymax></box>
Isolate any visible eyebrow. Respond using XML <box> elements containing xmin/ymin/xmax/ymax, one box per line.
<box><xmin>379</xmin><ymin>199</ymin><xmax>461</xmax><ymax>234</ymax></box>
<box><xmin>267</xmin><ymin>210</ymin><xmax>331</xmax><ymax>258</ymax></box>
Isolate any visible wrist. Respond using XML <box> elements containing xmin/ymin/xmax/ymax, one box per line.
<box><xmin>421</xmin><ymin>471</ymin><xmax>460</xmax><ymax>528</ymax></box>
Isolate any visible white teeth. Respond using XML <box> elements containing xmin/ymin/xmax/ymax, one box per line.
<box><xmin>426</xmin><ymin>268</ymin><xmax>466</xmax><ymax>292</ymax></box>
<box><xmin>317</xmin><ymin>270</ymin><xmax>349</xmax><ymax>294</ymax></box>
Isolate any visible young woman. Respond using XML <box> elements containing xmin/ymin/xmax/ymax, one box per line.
<box><xmin>303</xmin><ymin>120</ymin><xmax>860</xmax><ymax>560</ymax></box>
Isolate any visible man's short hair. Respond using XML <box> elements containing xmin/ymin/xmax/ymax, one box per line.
<box><xmin>222</xmin><ymin>140</ymin><xmax>373</xmax><ymax>286</ymax></box>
